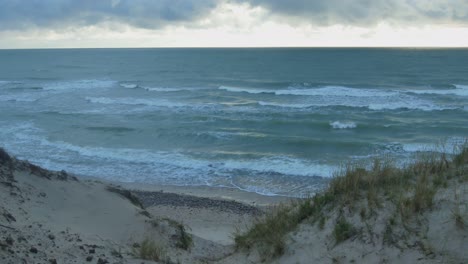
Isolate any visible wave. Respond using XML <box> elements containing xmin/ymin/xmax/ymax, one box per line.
<box><xmin>120</xmin><ymin>82</ymin><xmax>195</xmax><ymax>92</ymax></box>
<box><xmin>276</xmin><ymin>86</ymin><xmax>396</xmax><ymax>97</ymax></box>
<box><xmin>85</xmin><ymin>126</ymin><xmax>136</xmax><ymax>133</ymax></box>
<box><xmin>224</xmin><ymin>85</ymin><xmax>454</xmax><ymax>111</ymax></box>
<box><xmin>221</xmin><ymin>84</ymin><xmax>467</xmax><ymax>111</ymax></box>
<box><xmin>223</xmin><ymin>156</ymin><xmax>335</xmax><ymax>178</ymax></box>
<box><xmin>43</xmin><ymin>79</ymin><xmax>116</xmax><ymax>91</ymax></box>
<box><xmin>258</xmin><ymin>99</ymin><xmax>453</xmax><ymax>112</ymax></box>
<box><xmin>381</xmin><ymin>137</ymin><xmax>466</xmax><ymax>156</ymax></box>
<box><xmin>220</xmin><ymin>85</ymin><xmax>396</xmax><ymax>97</ymax></box>
<box><xmin>85</xmin><ymin>96</ymin><xmax>187</xmax><ymax>108</ymax></box>
<box><xmin>0</xmin><ymin>81</ymin><xmax>12</xmax><ymax>86</ymax></box>
<box><xmin>330</xmin><ymin>121</ymin><xmax>357</xmax><ymax>129</ymax></box>
<box><xmin>401</xmin><ymin>138</ymin><xmax>466</xmax><ymax>155</ymax></box>
<box><xmin>3</xmin><ymin>129</ymin><xmax>335</xmax><ymax>184</ymax></box>
<box><xmin>407</xmin><ymin>85</ymin><xmax>468</xmax><ymax>96</ymax></box>
<box><xmin>219</xmin><ymin>86</ymin><xmax>273</xmax><ymax>94</ymax></box>
<box><xmin>1</xmin><ymin>122</ymin><xmax>336</xmax><ymax>180</ymax></box>
<box><xmin>367</xmin><ymin>102</ymin><xmax>449</xmax><ymax>111</ymax></box>
<box><xmin>142</xmin><ymin>87</ymin><xmax>192</xmax><ymax>92</ymax></box>
<box><xmin>120</xmin><ymin>83</ymin><xmax>139</xmax><ymax>89</ymax></box>
<box><xmin>0</xmin><ymin>94</ymin><xmax>39</xmax><ymax>102</ymax></box>
<box><xmin>258</xmin><ymin>101</ymin><xmax>313</xmax><ymax>108</ymax></box>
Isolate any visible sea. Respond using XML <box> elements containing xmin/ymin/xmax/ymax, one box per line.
<box><xmin>0</xmin><ymin>48</ymin><xmax>467</xmax><ymax>197</ymax></box>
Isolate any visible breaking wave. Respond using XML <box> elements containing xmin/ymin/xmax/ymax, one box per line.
<box><xmin>330</xmin><ymin>121</ymin><xmax>357</xmax><ymax>129</ymax></box>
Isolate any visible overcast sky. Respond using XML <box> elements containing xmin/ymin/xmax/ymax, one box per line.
<box><xmin>0</xmin><ymin>0</ymin><xmax>467</xmax><ymax>48</ymax></box>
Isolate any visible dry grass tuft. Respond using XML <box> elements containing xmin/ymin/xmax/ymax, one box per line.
<box><xmin>137</xmin><ymin>238</ymin><xmax>168</xmax><ymax>262</ymax></box>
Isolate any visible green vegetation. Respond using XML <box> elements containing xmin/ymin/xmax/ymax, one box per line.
<box><xmin>235</xmin><ymin>144</ymin><xmax>468</xmax><ymax>260</ymax></box>
<box><xmin>333</xmin><ymin>217</ymin><xmax>356</xmax><ymax>244</ymax></box>
<box><xmin>234</xmin><ymin>205</ymin><xmax>289</xmax><ymax>258</ymax></box>
<box><xmin>175</xmin><ymin>223</ymin><xmax>193</xmax><ymax>250</ymax></box>
<box><xmin>150</xmin><ymin>218</ymin><xmax>193</xmax><ymax>250</ymax></box>
<box><xmin>106</xmin><ymin>186</ymin><xmax>145</xmax><ymax>209</ymax></box>
<box><xmin>136</xmin><ymin>237</ymin><xmax>168</xmax><ymax>262</ymax></box>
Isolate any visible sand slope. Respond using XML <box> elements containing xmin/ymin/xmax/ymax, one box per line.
<box><xmin>2</xmin><ymin>147</ymin><xmax>466</xmax><ymax>264</ymax></box>
<box><xmin>0</xmin><ymin>150</ymin><xmax>247</xmax><ymax>263</ymax></box>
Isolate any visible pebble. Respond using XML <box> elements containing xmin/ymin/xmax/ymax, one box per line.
<box><xmin>133</xmin><ymin>191</ymin><xmax>261</xmax><ymax>215</ymax></box>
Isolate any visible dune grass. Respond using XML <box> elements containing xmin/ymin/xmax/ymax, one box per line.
<box><xmin>234</xmin><ymin>144</ymin><xmax>468</xmax><ymax>260</ymax></box>
<box><xmin>136</xmin><ymin>237</ymin><xmax>168</xmax><ymax>262</ymax></box>
<box><xmin>150</xmin><ymin>217</ymin><xmax>193</xmax><ymax>251</ymax></box>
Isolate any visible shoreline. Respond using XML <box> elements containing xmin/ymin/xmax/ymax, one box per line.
<box><xmin>81</xmin><ymin>176</ymin><xmax>297</xmax><ymax>207</ymax></box>
<box><xmin>117</xmin><ymin>182</ymin><xmax>294</xmax><ymax>207</ymax></box>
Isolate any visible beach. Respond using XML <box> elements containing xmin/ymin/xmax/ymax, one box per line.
<box><xmin>0</xmin><ymin>149</ymin><xmax>288</xmax><ymax>263</ymax></box>
<box><xmin>2</xmin><ymin>148</ymin><xmax>467</xmax><ymax>263</ymax></box>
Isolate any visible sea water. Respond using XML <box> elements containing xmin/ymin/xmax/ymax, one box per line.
<box><xmin>0</xmin><ymin>48</ymin><xmax>467</xmax><ymax>196</ymax></box>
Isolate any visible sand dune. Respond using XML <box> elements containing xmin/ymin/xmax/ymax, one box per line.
<box><xmin>1</xmin><ymin>148</ymin><xmax>467</xmax><ymax>263</ymax></box>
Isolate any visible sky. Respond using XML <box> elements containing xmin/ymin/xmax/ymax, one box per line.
<box><xmin>0</xmin><ymin>0</ymin><xmax>467</xmax><ymax>48</ymax></box>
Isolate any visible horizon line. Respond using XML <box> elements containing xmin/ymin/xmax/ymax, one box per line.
<box><xmin>1</xmin><ymin>46</ymin><xmax>468</xmax><ymax>50</ymax></box>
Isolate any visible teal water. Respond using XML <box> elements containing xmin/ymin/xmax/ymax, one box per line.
<box><xmin>0</xmin><ymin>48</ymin><xmax>467</xmax><ymax>196</ymax></box>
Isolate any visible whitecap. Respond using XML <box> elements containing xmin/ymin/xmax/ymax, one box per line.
<box><xmin>407</xmin><ymin>85</ymin><xmax>468</xmax><ymax>96</ymax></box>
<box><xmin>43</xmin><ymin>79</ymin><xmax>116</xmax><ymax>91</ymax></box>
<box><xmin>367</xmin><ymin>102</ymin><xmax>449</xmax><ymax>111</ymax></box>
<box><xmin>277</xmin><ymin>86</ymin><xmax>396</xmax><ymax>97</ymax></box>
<box><xmin>85</xmin><ymin>96</ymin><xmax>186</xmax><ymax>108</ymax></box>
<box><xmin>142</xmin><ymin>87</ymin><xmax>190</xmax><ymax>92</ymax></box>
<box><xmin>330</xmin><ymin>121</ymin><xmax>357</xmax><ymax>129</ymax></box>
<box><xmin>223</xmin><ymin>156</ymin><xmax>336</xmax><ymax>178</ymax></box>
<box><xmin>392</xmin><ymin>137</ymin><xmax>467</xmax><ymax>155</ymax></box>
<box><xmin>219</xmin><ymin>86</ymin><xmax>273</xmax><ymax>94</ymax></box>
<box><xmin>258</xmin><ymin>101</ymin><xmax>313</xmax><ymax>108</ymax></box>
<box><xmin>120</xmin><ymin>83</ymin><xmax>138</xmax><ymax>89</ymax></box>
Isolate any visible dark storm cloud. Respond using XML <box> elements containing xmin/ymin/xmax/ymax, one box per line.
<box><xmin>242</xmin><ymin>0</ymin><xmax>468</xmax><ymax>26</ymax></box>
<box><xmin>0</xmin><ymin>0</ymin><xmax>218</xmax><ymax>30</ymax></box>
<box><xmin>0</xmin><ymin>0</ymin><xmax>467</xmax><ymax>31</ymax></box>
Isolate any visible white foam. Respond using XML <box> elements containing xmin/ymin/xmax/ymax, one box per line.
<box><xmin>368</xmin><ymin>102</ymin><xmax>438</xmax><ymax>111</ymax></box>
<box><xmin>330</xmin><ymin>121</ymin><xmax>357</xmax><ymax>129</ymax></box>
<box><xmin>258</xmin><ymin>101</ymin><xmax>313</xmax><ymax>108</ymax></box>
<box><xmin>85</xmin><ymin>96</ymin><xmax>186</xmax><ymax>108</ymax></box>
<box><xmin>219</xmin><ymin>86</ymin><xmax>273</xmax><ymax>94</ymax></box>
<box><xmin>277</xmin><ymin>86</ymin><xmax>396</xmax><ymax>97</ymax></box>
<box><xmin>223</xmin><ymin>156</ymin><xmax>335</xmax><ymax>178</ymax></box>
<box><xmin>408</xmin><ymin>85</ymin><xmax>468</xmax><ymax>96</ymax></box>
<box><xmin>220</xmin><ymin>85</ymin><xmax>396</xmax><ymax>97</ymax></box>
<box><xmin>400</xmin><ymin>137</ymin><xmax>466</xmax><ymax>155</ymax></box>
<box><xmin>142</xmin><ymin>87</ymin><xmax>190</xmax><ymax>92</ymax></box>
<box><xmin>259</xmin><ymin>96</ymin><xmax>449</xmax><ymax>111</ymax></box>
<box><xmin>223</xmin><ymin>85</ymin><xmax>452</xmax><ymax>111</ymax></box>
<box><xmin>43</xmin><ymin>79</ymin><xmax>116</xmax><ymax>91</ymax></box>
<box><xmin>2</xmin><ymin>122</ymin><xmax>336</xmax><ymax>180</ymax></box>
<box><xmin>120</xmin><ymin>83</ymin><xmax>138</xmax><ymax>89</ymax></box>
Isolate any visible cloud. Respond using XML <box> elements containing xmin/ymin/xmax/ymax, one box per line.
<box><xmin>241</xmin><ymin>0</ymin><xmax>468</xmax><ymax>26</ymax></box>
<box><xmin>0</xmin><ymin>0</ymin><xmax>219</xmax><ymax>30</ymax></box>
<box><xmin>0</xmin><ymin>0</ymin><xmax>467</xmax><ymax>32</ymax></box>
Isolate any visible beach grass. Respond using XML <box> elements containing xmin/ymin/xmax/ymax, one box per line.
<box><xmin>234</xmin><ymin>144</ymin><xmax>468</xmax><ymax>260</ymax></box>
<box><xmin>135</xmin><ymin>237</ymin><xmax>168</xmax><ymax>262</ymax></box>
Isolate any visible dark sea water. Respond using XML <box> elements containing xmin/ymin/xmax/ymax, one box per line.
<box><xmin>0</xmin><ymin>48</ymin><xmax>467</xmax><ymax>196</ymax></box>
